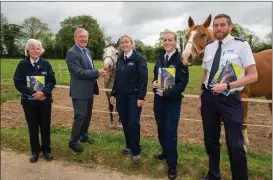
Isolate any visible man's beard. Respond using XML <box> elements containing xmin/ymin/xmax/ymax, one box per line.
<box><xmin>214</xmin><ymin>31</ymin><xmax>229</xmax><ymax>40</ymax></box>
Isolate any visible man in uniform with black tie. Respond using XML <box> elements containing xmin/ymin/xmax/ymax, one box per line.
<box><xmin>197</xmin><ymin>14</ymin><xmax>258</xmax><ymax>180</ymax></box>
<box><xmin>66</xmin><ymin>28</ymin><xmax>108</xmax><ymax>152</ymax></box>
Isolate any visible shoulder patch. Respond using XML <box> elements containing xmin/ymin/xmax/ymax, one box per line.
<box><xmin>234</xmin><ymin>36</ymin><xmax>246</xmax><ymax>42</ymax></box>
<box><xmin>206</xmin><ymin>40</ymin><xmax>215</xmax><ymax>46</ymax></box>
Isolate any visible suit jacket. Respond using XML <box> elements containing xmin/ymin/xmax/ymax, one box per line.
<box><xmin>66</xmin><ymin>44</ymin><xmax>99</xmax><ymax>99</ymax></box>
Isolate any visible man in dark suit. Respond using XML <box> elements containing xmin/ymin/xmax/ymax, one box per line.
<box><xmin>66</xmin><ymin>28</ymin><xmax>108</xmax><ymax>152</ymax></box>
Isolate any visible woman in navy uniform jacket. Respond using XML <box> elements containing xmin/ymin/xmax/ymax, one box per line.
<box><xmin>152</xmin><ymin>32</ymin><xmax>189</xmax><ymax>180</ymax></box>
<box><xmin>13</xmin><ymin>38</ymin><xmax>56</xmax><ymax>163</ymax></box>
<box><xmin>110</xmin><ymin>35</ymin><xmax>148</xmax><ymax>164</ymax></box>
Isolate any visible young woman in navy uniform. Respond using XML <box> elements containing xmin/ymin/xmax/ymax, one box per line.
<box><xmin>110</xmin><ymin>35</ymin><xmax>148</xmax><ymax>164</ymax></box>
<box><xmin>152</xmin><ymin>31</ymin><xmax>189</xmax><ymax>180</ymax></box>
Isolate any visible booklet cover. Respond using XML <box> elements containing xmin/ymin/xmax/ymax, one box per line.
<box><xmin>158</xmin><ymin>68</ymin><xmax>176</xmax><ymax>90</ymax></box>
<box><xmin>209</xmin><ymin>60</ymin><xmax>244</xmax><ymax>96</ymax></box>
<box><xmin>26</xmin><ymin>76</ymin><xmax>45</xmax><ymax>100</ymax></box>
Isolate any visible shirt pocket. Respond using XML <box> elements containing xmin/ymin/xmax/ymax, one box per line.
<box><xmin>222</xmin><ymin>52</ymin><xmax>239</xmax><ymax>62</ymax></box>
<box><xmin>202</xmin><ymin>55</ymin><xmax>214</xmax><ymax>70</ymax></box>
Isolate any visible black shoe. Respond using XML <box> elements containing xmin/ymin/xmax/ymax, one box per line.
<box><xmin>154</xmin><ymin>153</ymin><xmax>166</xmax><ymax>160</ymax></box>
<box><xmin>80</xmin><ymin>138</ymin><xmax>95</xmax><ymax>144</ymax></box>
<box><xmin>69</xmin><ymin>143</ymin><xmax>84</xmax><ymax>152</ymax></box>
<box><xmin>168</xmin><ymin>168</ymin><xmax>177</xmax><ymax>180</ymax></box>
<box><xmin>122</xmin><ymin>147</ymin><xmax>131</xmax><ymax>155</ymax></box>
<box><xmin>43</xmin><ymin>152</ymin><xmax>53</xmax><ymax>161</ymax></box>
<box><xmin>30</xmin><ymin>153</ymin><xmax>39</xmax><ymax>163</ymax></box>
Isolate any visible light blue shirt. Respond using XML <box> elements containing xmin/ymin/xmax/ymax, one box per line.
<box><xmin>75</xmin><ymin>44</ymin><xmax>94</xmax><ymax>70</ymax></box>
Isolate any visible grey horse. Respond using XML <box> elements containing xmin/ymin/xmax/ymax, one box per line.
<box><xmin>102</xmin><ymin>40</ymin><xmax>122</xmax><ymax>128</ymax></box>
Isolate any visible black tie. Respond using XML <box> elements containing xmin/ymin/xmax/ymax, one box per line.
<box><xmin>33</xmin><ymin>62</ymin><xmax>39</xmax><ymax>72</ymax></box>
<box><xmin>164</xmin><ymin>55</ymin><xmax>169</xmax><ymax>67</ymax></box>
<box><xmin>208</xmin><ymin>41</ymin><xmax>222</xmax><ymax>89</ymax></box>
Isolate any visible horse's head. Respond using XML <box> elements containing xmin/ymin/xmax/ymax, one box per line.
<box><xmin>103</xmin><ymin>43</ymin><xmax>119</xmax><ymax>73</ymax></box>
<box><xmin>182</xmin><ymin>14</ymin><xmax>215</xmax><ymax>66</ymax></box>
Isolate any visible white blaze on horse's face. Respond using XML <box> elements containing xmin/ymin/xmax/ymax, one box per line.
<box><xmin>182</xmin><ymin>30</ymin><xmax>197</xmax><ymax>66</ymax></box>
<box><xmin>103</xmin><ymin>46</ymin><xmax>118</xmax><ymax>70</ymax></box>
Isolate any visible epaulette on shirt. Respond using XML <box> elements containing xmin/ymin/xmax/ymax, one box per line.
<box><xmin>234</xmin><ymin>36</ymin><xmax>246</xmax><ymax>42</ymax></box>
<box><xmin>206</xmin><ymin>40</ymin><xmax>215</xmax><ymax>46</ymax></box>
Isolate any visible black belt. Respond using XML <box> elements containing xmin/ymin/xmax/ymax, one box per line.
<box><xmin>201</xmin><ymin>84</ymin><xmax>238</xmax><ymax>96</ymax></box>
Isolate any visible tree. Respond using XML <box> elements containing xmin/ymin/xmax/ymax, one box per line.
<box><xmin>265</xmin><ymin>32</ymin><xmax>272</xmax><ymax>44</ymax></box>
<box><xmin>22</xmin><ymin>17</ymin><xmax>50</xmax><ymax>39</ymax></box>
<box><xmin>134</xmin><ymin>39</ymin><xmax>145</xmax><ymax>54</ymax></box>
<box><xmin>176</xmin><ymin>30</ymin><xmax>187</xmax><ymax>52</ymax></box>
<box><xmin>41</xmin><ymin>33</ymin><xmax>57</xmax><ymax>58</ymax></box>
<box><xmin>143</xmin><ymin>45</ymin><xmax>154</xmax><ymax>62</ymax></box>
<box><xmin>2</xmin><ymin>24</ymin><xmax>24</xmax><ymax>57</ymax></box>
<box><xmin>56</xmin><ymin>15</ymin><xmax>105</xmax><ymax>59</ymax></box>
<box><xmin>1</xmin><ymin>13</ymin><xmax>8</xmax><ymax>56</ymax></box>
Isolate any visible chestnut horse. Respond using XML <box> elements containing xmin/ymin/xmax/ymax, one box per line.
<box><xmin>181</xmin><ymin>14</ymin><xmax>272</xmax><ymax>150</ymax></box>
<box><xmin>102</xmin><ymin>42</ymin><xmax>121</xmax><ymax>128</ymax></box>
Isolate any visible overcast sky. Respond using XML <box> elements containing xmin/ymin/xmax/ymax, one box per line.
<box><xmin>2</xmin><ymin>2</ymin><xmax>272</xmax><ymax>46</ymax></box>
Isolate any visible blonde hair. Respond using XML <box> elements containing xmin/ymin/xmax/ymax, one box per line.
<box><xmin>74</xmin><ymin>28</ymin><xmax>89</xmax><ymax>39</ymax></box>
<box><xmin>24</xmin><ymin>38</ymin><xmax>45</xmax><ymax>57</ymax></box>
<box><xmin>120</xmin><ymin>35</ymin><xmax>136</xmax><ymax>49</ymax></box>
<box><xmin>163</xmin><ymin>31</ymin><xmax>177</xmax><ymax>41</ymax></box>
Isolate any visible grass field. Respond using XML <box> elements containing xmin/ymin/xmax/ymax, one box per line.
<box><xmin>0</xmin><ymin>58</ymin><xmax>203</xmax><ymax>103</ymax></box>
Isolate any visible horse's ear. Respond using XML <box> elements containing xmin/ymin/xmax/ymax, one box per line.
<box><xmin>114</xmin><ymin>38</ymin><xmax>120</xmax><ymax>49</ymax></box>
<box><xmin>203</xmin><ymin>14</ymin><xmax>212</xmax><ymax>28</ymax></box>
<box><xmin>188</xmin><ymin>16</ymin><xmax>194</xmax><ymax>28</ymax></box>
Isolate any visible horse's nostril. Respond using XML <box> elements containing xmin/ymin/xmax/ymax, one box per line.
<box><xmin>188</xmin><ymin>54</ymin><xmax>193</xmax><ymax>63</ymax></box>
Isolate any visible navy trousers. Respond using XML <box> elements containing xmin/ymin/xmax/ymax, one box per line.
<box><xmin>116</xmin><ymin>93</ymin><xmax>142</xmax><ymax>156</ymax></box>
<box><xmin>153</xmin><ymin>95</ymin><xmax>182</xmax><ymax>169</ymax></box>
<box><xmin>201</xmin><ymin>89</ymin><xmax>248</xmax><ymax>180</ymax></box>
<box><xmin>22</xmin><ymin>99</ymin><xmax>52</xmax><ymax>154</ymax></box>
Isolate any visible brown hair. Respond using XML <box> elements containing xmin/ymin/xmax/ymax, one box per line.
<box><xmin>214</xmin><ymin>14</ymin><xmax>233</xmax><ymax>25</ymax></box>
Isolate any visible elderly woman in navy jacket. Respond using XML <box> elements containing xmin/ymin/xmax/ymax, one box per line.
<box><xmin>14</xmin><ymin>38</ymin><xmax>56</xmax><ymax>163</ymax></box>
<box><xmin>110</xmin><ymin>35</ymin><xmax>148</xmax><ymax>164</ymax></box>
<box><xmin>152</xmin><ymin>32</ymin><xmax>189</xmax><ymax>180</ymax></box>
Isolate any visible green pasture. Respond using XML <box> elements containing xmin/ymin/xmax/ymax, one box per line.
<box><xmin>0</xmin><ymin>58</ymin><xmax>203</xmax><ymax>103</ymax></box>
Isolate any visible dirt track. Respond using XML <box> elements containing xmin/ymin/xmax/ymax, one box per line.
<box><xmin>1</xmin><ymin>80</ymin><xmax>272</xmax><ymax>152</ymax></box>
<box><xmin>1</xmin><ymin>149</ymin><xmax>162</xmax><ymax>180</ymax></box>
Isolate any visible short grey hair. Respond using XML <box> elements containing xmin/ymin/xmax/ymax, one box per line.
<box><xmin>24</xmin><ymin>38</ymin><xmax>45</xmax><ymax>57</ymax></box>
<box><xmin>74</xmin><ymin>28</ymin><xmax>89</xmax><ymax>39</ymax></box>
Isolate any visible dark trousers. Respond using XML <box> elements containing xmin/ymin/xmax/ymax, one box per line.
<box><xmin>201</xmin><ymin>90</ymin><xmax>248</xmax><ymax>180</ymax></box>
<box><xmin>22</xmin><ymin>100</ymin><xmax>52</xmax><ymax>154</ymax></box>
<box><xmin>69</xmin><ymin>97</ymin><xmax>94</xmax><ymax>144</ymax></box>
<box><xmin>153</xmin><ymin>95</ymin><xmax>181</xmax><ymax>169</ymax></box>
<box><xmin>116</xmin><ymin>93</ymin><xmax>142</xmax><ymax>156</ymax></box>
